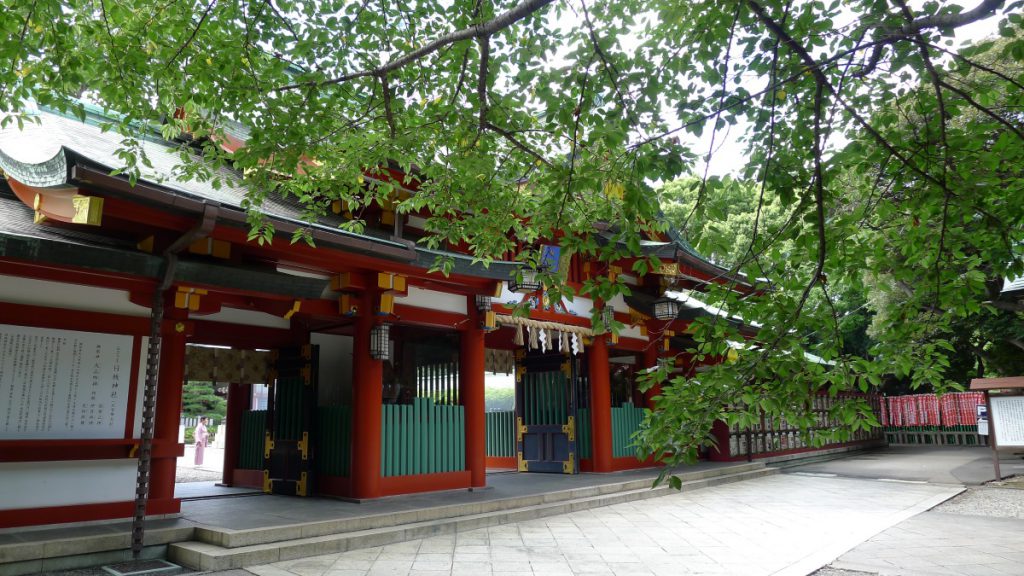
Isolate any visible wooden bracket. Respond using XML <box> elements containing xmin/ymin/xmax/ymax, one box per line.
<box><xmin>283</xmin><ymin>300</ymin><xmax>302</xmax><ymax>319</ymax></box>
<box><xmin>174</xmin><ymin>286</ymin><xmax>208</xmax><ymax>311</ymax></box>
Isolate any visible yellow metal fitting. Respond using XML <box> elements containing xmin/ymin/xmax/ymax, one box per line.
<box><xmin>562</xmin><ymin>453</ymin><xmax>576</xmax><ymax>474</ymax></box>
<box><xmin>264</xmin><ymin>432</ymin><xmax>274</xmax><ymax>459</ymax></box>
<box><xmin>517</xmin><ymin>453</ymin><xmax>528</xmax><ymax>472</ymax></box>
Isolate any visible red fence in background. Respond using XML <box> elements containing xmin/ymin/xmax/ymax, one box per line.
<box><xmin>881</xmin><ymin>392</ymin><xmax>987</xmax><ymax>445</ymax></box>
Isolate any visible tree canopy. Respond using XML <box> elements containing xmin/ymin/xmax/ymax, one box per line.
<box><xmin>4</xmin><ymin>0</ymin><xmax>1024</xmax><ymax>472</ymax></box>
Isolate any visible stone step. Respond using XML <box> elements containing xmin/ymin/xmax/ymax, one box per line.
<box><xmin>0</xmin><ymin>522</ymin><xmax>193</xmax><ymax>576</ymax></box>
<box><xmin>192</xmin><ymin>462</ymin><xmax>768</xmax><ymax>550</ymax></box>
<box><xmin>169</xmin><ymin>466</ymin><xmax>777</xmax><ymax>571</ymax></box>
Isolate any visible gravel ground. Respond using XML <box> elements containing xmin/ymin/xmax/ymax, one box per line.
<box><xmin>932</xmin><ymin>481</ymin><xmax>1024</xmax><ymax>519</ymax></box>
<box><xmin>175</xmin><ymin>466</ymin><xmax>222</xmax><ymax>483</ymax></box>
<box><xmin>811</xmin><ymin>569</ymin><xmax>875</xmax><ymax>576</ymax></box>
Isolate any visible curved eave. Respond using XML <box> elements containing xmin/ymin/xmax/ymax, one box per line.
<box><xmin>623</xmin><ymin>291</ymin><xmax>757</xmax><ymax>337</ymax></box>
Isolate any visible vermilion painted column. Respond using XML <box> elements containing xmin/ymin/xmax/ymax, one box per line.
<box><xmin>588</xmin><ymin>335</ymin><xmax>613</xmax><ymax>472</ymax></box>
<box><xmin>222</xmin><ymin>382</ymin><xmax>247</xmax><ymax>486</ymax></box>
<box><xmin>149</xmin><ymin>304</ymin><xmax>188</xmax><ymax>508</ymax></box>
<box><xmin>351</xmin><ymin>286</ymin><xmax>383</xmax><ymax>499</ymax></box>
<box><xmin>643</xmin><ymin>343</ymin><xmax>662</xmax><ymax>410</ymax></box>
<box><xmin>460</xmin><ymin>298</ymin><xmax>486</xmax><ymax>488</ymax></box>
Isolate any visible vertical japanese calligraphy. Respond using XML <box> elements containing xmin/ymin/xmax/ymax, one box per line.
<box><xmin>0</xmin><ymin>324</ymin><xmax>133</xmax><ymax>439</ymax></box>
<box><xmin>990</xmin><ymin>396</ymin><xmax>1024</xmax><ymax>448</ymax></box>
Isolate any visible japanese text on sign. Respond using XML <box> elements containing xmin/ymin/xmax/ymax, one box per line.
<box><xmin>0</xmin><ymin>324</ymin><xmax>133</xmax><ymax>439</ymax></box>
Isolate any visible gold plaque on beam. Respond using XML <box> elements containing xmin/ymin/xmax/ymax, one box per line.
<box><xmin>656</xmin><ymin>262</ymin><xmax>680</xmax><ymax>277</ymax></box>
<box><xmin>71</xmin><ymin>195</ymin><xmax>104</xmax><ymax>226</ymax></box>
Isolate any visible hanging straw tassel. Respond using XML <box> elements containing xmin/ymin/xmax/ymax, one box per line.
<box><xmin>513</xmin><ymin>324</ymin><xmax>525</xmax><ymax>346</ymax></box>
<box><xmin>529</xmin><ymin>326</ymin><xmax>539</xmax><ymax>349</ymax></box>
<box><xmin>562</xmin><ymin>331</ymin><xmax>570</xmax><ymax>353</ymax></box>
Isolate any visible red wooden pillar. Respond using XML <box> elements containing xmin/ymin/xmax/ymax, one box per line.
<box><xmin>460</xmin><ymin>298</ymin><xmax>486</xmax><ymax>488</ymax></box>
<box><xmin>149</xmin><ymin>304</ymin><xmax>187</xmax><ymax>512</ymax></box>
<box><xmin>588</xmin><ymin>335</ymin><xmax>613</xmax><ymax>472</ymax></box>
<box><xmin>351</xmin><ymin>285</ymin><xmax>383</xmax><ymax>499</ymax></box>
<box><xmin>222</xmin><ymin>382</ymin><xmax>248</xmax><ymax>486</ymax></box>
<box><xmin>643</xmin><ymin>343</ymin><xmax>662</xmax><ymax>410</ymax></box>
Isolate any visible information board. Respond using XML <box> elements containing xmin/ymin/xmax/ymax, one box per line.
<box><xmin>990</xmin><ymin>396</ymin><xmax>1024</xmax><ymax>448</ymax></box>
<box><xmin>0</xmin><ymin>324</ymin><xmax>133</xmax><ymax>439</ymax></box>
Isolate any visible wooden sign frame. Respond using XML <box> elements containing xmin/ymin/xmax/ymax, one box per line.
<box><xmin>969</xmin><ymin>376</ymin><xmax>1024</xmax><ymax>481</ymax></box>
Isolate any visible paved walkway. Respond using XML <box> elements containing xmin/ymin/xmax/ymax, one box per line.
<box><xmin>829</xmin><ymin>510</ymin><xmax>1024</xmax><ymax>576</ymax></box>
<box><xmin>230</xmin><ymin>474</ymin><xmax>961</xmax><ymax>576</ymax></box>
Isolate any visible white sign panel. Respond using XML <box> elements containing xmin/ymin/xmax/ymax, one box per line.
<box><xmin>0</xmin><ymin>324</ymin><xmax>133</xmax><ymax>439</ymax></box>
<box><xmin>990</xmin><ymin>396</ymin><xmax>1024</xmax><ymax>448</ymax></box>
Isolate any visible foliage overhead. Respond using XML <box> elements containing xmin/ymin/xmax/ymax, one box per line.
<box><xmin>3</xmin><ymin>0</ymin><xmax>1023</xmax><ymax>476</ymax></box>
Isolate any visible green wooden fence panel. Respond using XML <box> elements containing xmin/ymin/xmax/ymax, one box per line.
<box><xmin>274</xmin><ymin>377</ymin><xmax>304</xmax><ymax>441</ymax></box>
<box><xmin>611</xmin><ymin>404</ymin><xmax>646</xmax><ymax>457</ymax></box>
<box><xmin>381</xmin><ymin>398</ymin><xmax>466</xmax><ymax>477</ymax></box>
<box><xmin>485</xmin><ymin>411</ymin><xmax>515</xmax><ymax>457</ymax></box>
<box><xmin>316</xmin><ymin>405</ymin><xmax>351</xmax><ymax>476</ymax></box>
<box><xmin>576</xmin><ymin>408</ymin><xmax>592</xmax><ymax>459</ymax></box>
<box><xmin>238</xmin><ymin>409</ymin><xmax>267</xmax><ymax>469</ymax></box>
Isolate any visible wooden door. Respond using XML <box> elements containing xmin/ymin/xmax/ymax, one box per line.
<box><xmin>263</xmin><ymin>344</ymin><xmax>318</xmax><ymax>496</ymax></box>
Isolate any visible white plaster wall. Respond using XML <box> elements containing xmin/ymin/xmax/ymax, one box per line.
<box><xmin>0</xmin><ymin>274</ymin><xmax>149</xmax><ymax>316</ymax></box>
<box><xmin>0</xmin><ymin>459</ymin><xmax>138</xmax><ymax>510</ymax></box>
<box><xmin>618</xmin><ymin>323</ymin><xmax>646</xmax><ymax>340</ymax></box>
<box><xmin>311</xmin><ymin>333</ymin><xmax>353</xmax><ymax>406</ymax></box>
<box><xmin>397</xmin><ymin>286</ymin><xmax>467</xmax><ymax>315</ymax></box>
<box><xmin>196</xmin><ymin>307</ymin><xmax>292</xmax><ymax>329</ymax></box>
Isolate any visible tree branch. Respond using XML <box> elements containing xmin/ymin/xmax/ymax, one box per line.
<box><xmin>902</xmin><ymin>0</ymin><xmax>1004</xmax><ymax>33</ymax></box>
<box><xmin>165</xmin><ymin>0</ymin><xmax>218</xmax><ymax>71</ymax></box>
<box><xmin>380</xmin><ymin>74</ymin><xmax>396</xmax><ymax>139</ymax></box>
<box><xmin>853</xmin><ymin>0</ymin><xmax>1004</xmax><ymax>78</ymax></box>
<box><xmin>483</xmin><ymin>121</ymin><xmax>552</xmax><ymax>167</ymax></box>
<box><xmin>275</xmin><ymin>0</ymin><xmax>555</xmax><ymax>91</ymax></box>
<box><xmin>477</xmin><ymin>35</ymin><xmax>490</xmax><ymax>136</ymax></box>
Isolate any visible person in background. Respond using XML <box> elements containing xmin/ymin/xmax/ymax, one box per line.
<box><xmin>194</xmin><ymin>416</ymin><xmax>209</xmax><ymax>467</ymax></box>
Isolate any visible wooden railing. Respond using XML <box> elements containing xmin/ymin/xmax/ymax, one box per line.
<box><xmin>238</xmin><ymin>409</ymin><xmax>266</xmax><ymax>470</ymax></box>
<box><xmin>611</xmin><ymin>404</ymin><xmax>646</xmax><ymax>458</ymax></box>
<box><xmin>485</xmin><ymin>410</ymin><xmax>516</xmax><ymax>458</ymax></box>
<box><xmin>317</xmin><ymin>405</ymin><xmax>351</xmax><ymax>476</ymax></box>
<box><xmin>382</xmin><ymin>398</ymin><xmax>465</xmax><ymax>476</ymax></box>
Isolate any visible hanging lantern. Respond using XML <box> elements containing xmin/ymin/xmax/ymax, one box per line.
<box><xmin>370</xmin><ymin>323</ymin><xmax>391</xmax><ymax>360</ymax></box>
<box><xmin>653</xmin><ymin>297</ymin><xmax>681</xmax><ymax>320</ymax></box>
<box><xmin>508</xmin><ymin>270</ymin><xmax>542</xmax><ymax>294</ymax></box>
<box><xmin>475</xmin><ymin>294</ymin><xmax>493</xmax><ymax>311</ymax></box>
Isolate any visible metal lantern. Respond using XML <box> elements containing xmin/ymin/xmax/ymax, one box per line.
<box><xmin>653</xmin><ymin>297</ymin><xmax>681</xmax><ymax>321</ymax></box>
<box><xmin>508</xmin><ymin>270</ymin><xmax>542</xmax><ymax>294</ymax></box>
<box><xmin>370</xmin><ymin>323</ymin><xmax>391</xmax><ymax>360</ymax></box>
<box><xmin>475</xmin><ymin>294</ymin><xmax>493</xmax><ymax>311</ymax></box>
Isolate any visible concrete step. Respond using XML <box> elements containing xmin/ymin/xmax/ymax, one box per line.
<box><xmin>0</xmin><ymin>521</ymin><xmax>193</xmax><ymax>576</ymax></box>
<box><xmin>169</xmin><ymin>466</ymin><xmax>777</xmax><ymax>571</ymax></box>
<box><xmin>191</xmin><ymin>462</ymin><xmax>767</xmax><ymax>550</ymax></box>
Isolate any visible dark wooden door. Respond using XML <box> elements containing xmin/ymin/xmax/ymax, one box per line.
<box><xmin>264</xmin><ymin>344</ymin><xmax>318</xmax><ymax>496</ymax></box>
<box><xmin>515</xmin><ymin>352</ymin><xmax>578</xmax><ymax>474</ymax></box>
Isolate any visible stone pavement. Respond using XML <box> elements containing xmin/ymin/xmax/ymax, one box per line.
<box><xmin>821</xmin><ymin>480</ymin><xmax>1024</xmax><ymax>576</ymax></box>
<box><xmin>216</xmin><ymin>473</ymin><xmax>961</xmax><ymax>576</ymax></box>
